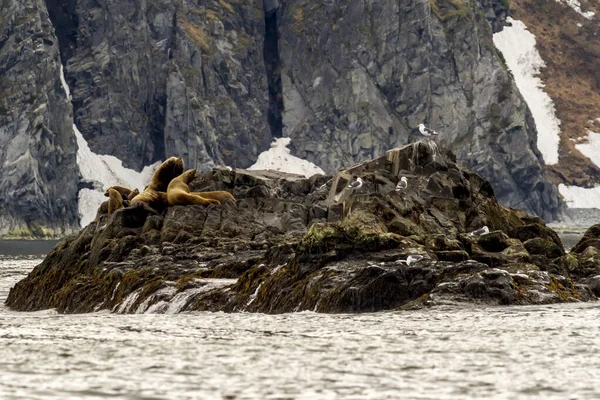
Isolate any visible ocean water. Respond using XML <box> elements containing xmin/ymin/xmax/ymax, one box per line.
<box><xmin>1</xmin><ymin>243</ymin><xmax>600</xmax><ymax>399</ymax></box>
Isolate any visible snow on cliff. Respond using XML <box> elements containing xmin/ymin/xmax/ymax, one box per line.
<box><xmin>555</xmin><ymin>0</ymin><xmax>595</xmax><ymax>19</ymax></box>
<box><xmin>60</xmin><ymin>66</ymin><xmax>160</xmax><ymax>228</ymax></box>
<box><xmin>493</xmin><ymin>18</ymin><xmax>561</xmax><ymax>165</ymax></box>
<box><xmin>249</xmin><ymin>137</ymin><xmax>325</xmax><ymax>178</ymax></box>
<box><xmin>560</xmin><ymin>129</ymin><xmax>600</xmax><ymax>208</ymax></box>
<box><xmin>575</xmin><ymin>130</ymin><xmax>600</xmax><ymax>169</ymax></box>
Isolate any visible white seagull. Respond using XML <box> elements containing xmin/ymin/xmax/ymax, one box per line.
<box><xmin>468</xmin><ymin>226</ymin><xmax>490</xmax><ymax>237</ymax></box>
<box><xmin>348</xmin><ymin>176</ymin><xmax>363</xmax><ymax>189</ymax></box>
<box><xmin>396</xmin><ymin>176</ymin><xmax>408</xmax><ymax>191</ymax></box>
<box><xmin>395</xmin><ymin>254</ymin><xmax>424</xmax><ymax>266</ymax></box>
<box><xmin>418</xmin><ymin>123</ymin><xmax>439</xmax><ymax>137</ymax></box>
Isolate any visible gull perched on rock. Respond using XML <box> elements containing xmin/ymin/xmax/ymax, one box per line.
<box><xmin>418</xmin><ymin>123</ymin><xmax>439</xmax><ymax>137</ymax></box>
<box><xmin>468</xmin><ymin>226</ymin><xmax>490</xmax><ymax>237</ymax></box>
<box><xmin>348</xmin><ymin>176</ymin><xmax>363</xmax><ymax>189</ymax></box>
<box><xmin>396</xmin><ymin>176</ymin><xmax>408</xmax><ymax>191</ymax></box>
<box><xmin>395</xmin><ymin>254</ymin><xmax>424</xmax><ymax>265</ymax></box>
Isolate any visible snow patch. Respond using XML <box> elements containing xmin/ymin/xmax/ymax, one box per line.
<box><xmin>575</xmin><ymin>130</ymin><xmax>600</xmax><ymax>168</ymax></box>
<box><xmin>559</xmin><ymin>184</ymin><xmax>600</xmax><ymax>209</ymax></box>
<box><xmin>248</xmin><ymin>137</ymin><xmax>325</xmax><ymax>178</ymax></box>
<box><xmin>59</xmin><ymin>65</ymin><xmax>161</xmax><ymax>227</ymax></box>
<box><xmin>555</xmin><ymin>0</ymin><xmax>595</xmax><ymax>19</ymax></box>
<box><xmin>493</xmin><ymin>18</ymin><xmax>561</xmax><ymax>165</ymax></box>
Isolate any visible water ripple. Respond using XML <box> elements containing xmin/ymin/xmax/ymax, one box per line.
<box><xmin>1</xmin><ymin>256</ymin><xmax>600</xmax><ymax>399</ymax></box>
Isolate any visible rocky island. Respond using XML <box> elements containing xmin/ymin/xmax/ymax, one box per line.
<box><xmin>6</xmin><ymin>141</ymin><xmax>600</xmax><ymax>314</ymax></box>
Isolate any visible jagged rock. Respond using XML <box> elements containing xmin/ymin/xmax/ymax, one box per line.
<box><xmin>0</xmin><ymin>0</ymin><xmax>79</xmax><ymax>237</ymax></box>
<box><xmin>5</xmin><ymin>143</ymin><xmax>598</xmax><ymax>314</ymax></box>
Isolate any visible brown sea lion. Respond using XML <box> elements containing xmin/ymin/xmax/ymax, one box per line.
<box><xmin>147</xmin><ymin>156</ymin><xmax>184</xmax><ymax>192</ymax></box>
<box><xmin>167</xmin><ymin>169</ymin><xmax>221</xmax><ymax>207</ymax></box>
<box><xmin>107</xmin><ymin>188</ymin><xmax>124</xmax><ymax>216</ymax></box>
<box><xmin>104</xmin><ymin>185</ymin><xmax>134</xmax><ymax>200</ymax></box>
<box><xmin>127</xmin><ymin>188</ymin><xmax>140</xmax><ymax>201</ymax></box>
<box><xmin>130</xmin><ymin>157</ymin><xmax>184</xmax><ymax>212</ymax></box>
<box><xmin>93</xmin><ymin>200</ymin><xmax>110</xmax><ymax>222</ymax></box>
<box><xmin>190</xmin><ymin>191</ymin><xmax>236</xmax><ymax>203</ymax></box>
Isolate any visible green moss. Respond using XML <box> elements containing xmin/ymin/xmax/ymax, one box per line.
<box><xmin>299</xmin><ymin>218</ymin><xmax>402</xmax><ymax>254</ymax></box>
<box><xmin>430</xmin><ymin>0</ymin><xmax>470</xmax><ymax>21</ymax></box>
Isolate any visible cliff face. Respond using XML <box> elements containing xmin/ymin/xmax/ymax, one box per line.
<box><xmin>0</xmin><ymin>0</ymin><xmax>563</xmax><ymax>236</ymax></box>
<box><xmin>276</xmin><ymin>0</ymin><xmax>559</xmax><ymax>220</ymax></box>
<box><xmin>52</xmin><ymin>0</ymin><xmax>271</xmax><ymax>171</ymax></box>
<box><xmin>0</xmin><ymin>0</ymin><xmax>79</xmax><ymax>237</ymax></box>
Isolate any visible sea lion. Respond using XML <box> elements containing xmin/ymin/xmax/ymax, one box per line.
<box><xmin>104</xmin><ymin>185</ymin><xmax>134</xmax><ymax>201</ymax></box>
<box><xmin>147</xmin><ymin>156</ymin><xmax>184</xmax><ymax>192</ymax></box>
<box><xmin>127</xmin><ymin>188</ymin><xmax>140</xmax><ymax>201</ymax></box>
<box><xmin>130</xmin><ymin>157</ymin><xmax>184</xmax><ymax>212</ymax></box>
<box><xmin>167</xmin><ymin>169</ymin><xmax>221</xmax><ymax>207</ymax></box>
<box><xmin>107</xmin><ymin>188</ymin><xmax>124</xmax><ymax>216</ymax></box>
<box><xmin>190</xmin><ymin>191</ymin><xmax>236</xmax><ymax>203</ymax></box>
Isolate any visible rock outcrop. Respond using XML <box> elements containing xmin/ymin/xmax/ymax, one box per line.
<box><xmin>6</xmin><ymin>142</ymin><xmax>597</xmax><ymax>314</ymax></box>
<box><xmin>0</xmin><ymin>0</ymin><xmax>79</xmax><ymax>237</ymax></box>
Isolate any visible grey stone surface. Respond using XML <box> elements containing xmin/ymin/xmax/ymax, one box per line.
<box><xmin>56</xmin><ymin>0</ymin><xmax>271</xmax><ymax>171</ymax></box>
<box><xmin>0</xmin><ymin>0</ymin><xmax>79</xmax><ymax>237</ymax></box>
<box><xmin>276</xmin><ymin>0</ymin><xmax>560</xmax><ymax>220</ymax></box>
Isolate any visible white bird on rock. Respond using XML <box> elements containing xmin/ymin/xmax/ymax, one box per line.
<box><xmin>348</xmin><ymin>176</ymin><xmax>363</xmax><ymax>189</ymax></box>
<box><xmin>418</xmin><ymin>123</ymin><xmax>439</xmax><ymax>137</ymax></box>
<box><xmin>468</xmin><ymin>226</ymin><xmax>490</xmax><ymax>237</ymax></box>
<box><xmin>396</xmin><ymin>254</ymin><xmax>424</xmax><ymax>266</ymax></box>
<box><xmin>396</xmin><ymin>176</ymin><xmax>408</xmax><ymax>191</ymax></box>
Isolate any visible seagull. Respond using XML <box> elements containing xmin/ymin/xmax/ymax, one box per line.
<box><xmin>468</xmin><ymin>226</ymin><xmax>490</xmax><ymax>237</ymax></box>
<box><xmin>348</xmin><ymin>176</ymin><xmax>363</xmax><ymax>189</ymax></box>
<box><xmin>395</xmin><ymin>254</ymin><xmax>424</xmax><ymax>266</ymax></box>
<box><xmin>396</xmin><ymin>176</ymin><xmax>408</xmax><ymax>191</ymax></box>
<box><xmin>418</xmin><ymin>123</ymin><xmax>439</xmax><ymax>137</ymax></box>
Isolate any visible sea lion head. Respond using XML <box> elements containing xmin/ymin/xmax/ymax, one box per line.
<box><xmin>181</xmin><ymin>169</ymin><xmax>197</xmax><ymax>183</ymax></box>
<box><xmin>168</xmin><ymin>157</ymin><xmax>184</xmax><ymax>176</ymax></box>
<box><xmin>152</xmin><ymin>157</ymin><xmax>185</xmax><ymax>191</ymax></box>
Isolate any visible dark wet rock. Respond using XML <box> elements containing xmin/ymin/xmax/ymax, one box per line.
<box><xmin>511</xmin><ymin>223</ymin><xmax>564</xmax><ymax>251</ymax></box>
<box><xmin>523</xmin><ymin>238</ymin><xmax>563</xmax><ymax>259</ymax></box>
<box><xmin>571</xmin><ymin>225</ymin><xmax>600</xmax><ymax>254</ymax></box>
<box><xmin>5</xmin><ymin>143</ymin><xmax>598</xmax><ymax>314</ymax></box>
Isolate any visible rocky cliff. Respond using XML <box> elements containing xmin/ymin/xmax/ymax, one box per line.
<box><xmin>6</xmin><ymin>142</ymin><xmax>599</xmax><ymax>314</ymax></box>
<box><xmin>0</xmin><ymin>0</ymin><xmax>79</xmax><ymax>237</ymax></box>
<box><xmin>0</xmin><ymin>0</ymin><xmax>563</xmax><ymax>237</ymax></box>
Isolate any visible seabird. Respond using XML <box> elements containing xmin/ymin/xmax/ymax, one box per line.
<box><xmin>418</xmin><ymin>123</ymin><xmax>439</xmax><ymax>137</ymax></box>
<box><xmin>468</xmin><ymin>226</ymin><xmax>490</xmax><ymax>237</ymax></box>
<box><xmin>348</xmin><ymin>176</ymin><xmax>363</xmax><ymax>189</ymax></box>
<box><xmin>396</xmin><ymin>176</ymin><xmax>408</xmax><ymax>191</ymax></box>
<box><xmin>395</xmin><ymin>254</ymin><xmax>424</xmax><ymax>266</ymax></box>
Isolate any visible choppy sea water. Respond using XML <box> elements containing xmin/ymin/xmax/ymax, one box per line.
<box><xmin>2</xmin><ymin>243</ymin><xmax>600</xmax><ymax>399</ymax></box>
